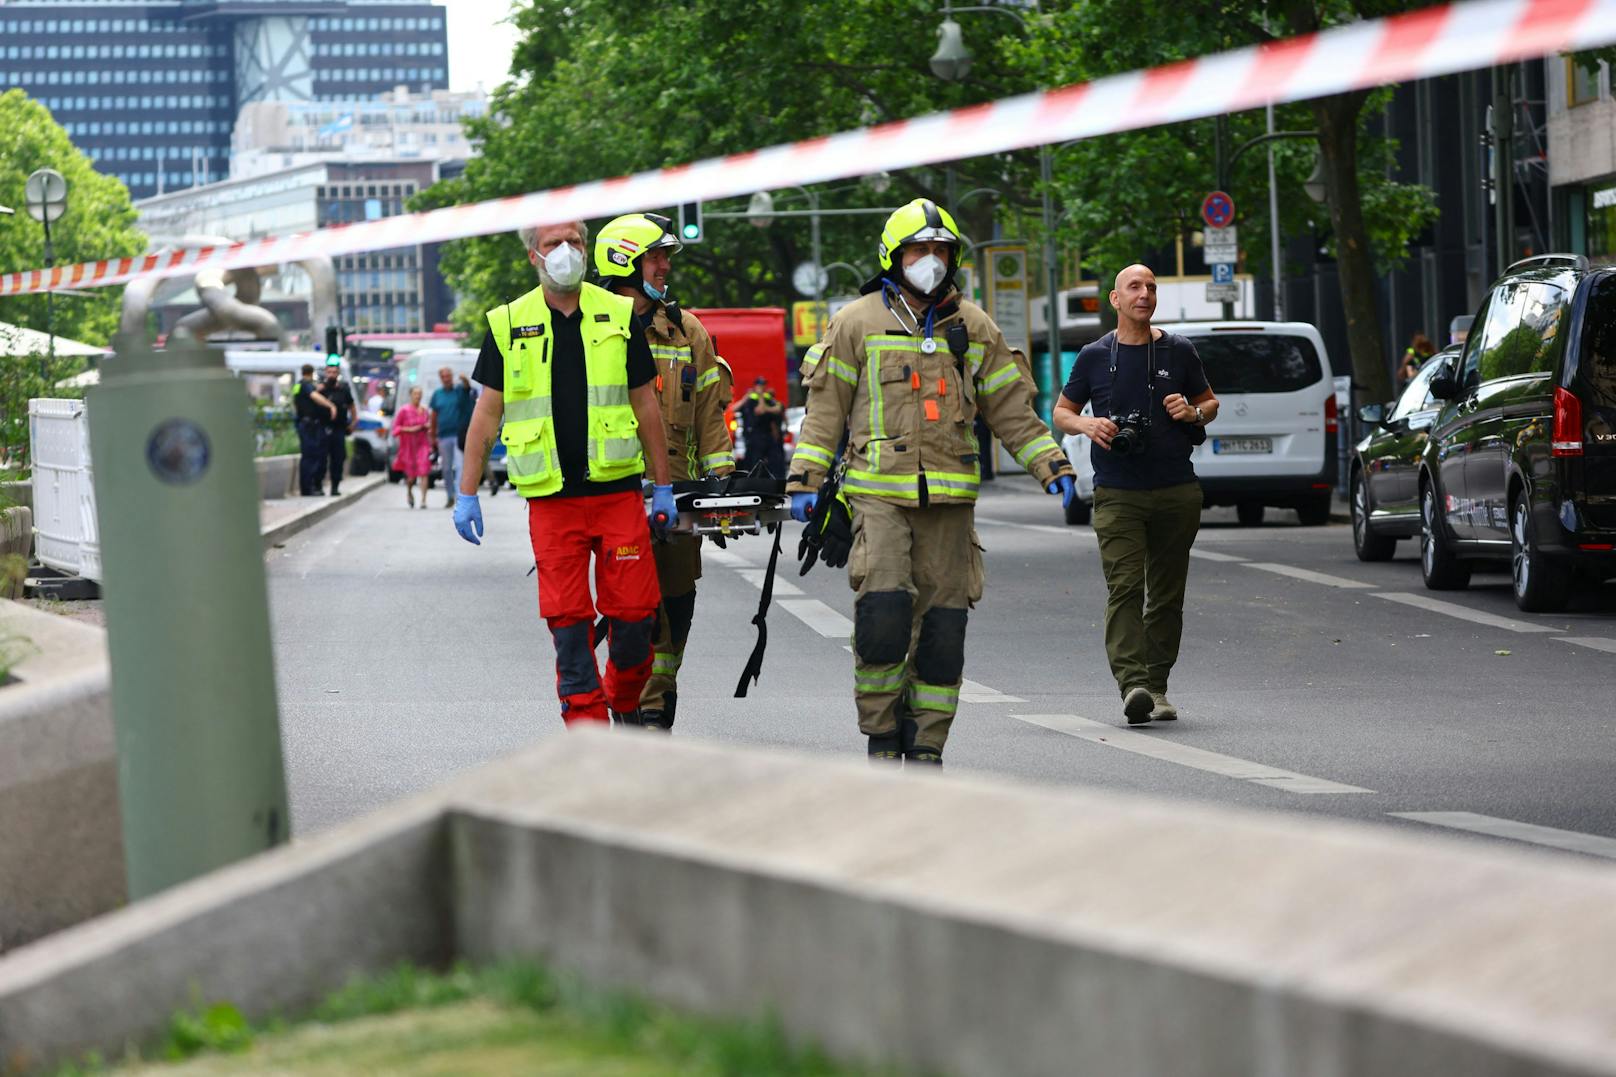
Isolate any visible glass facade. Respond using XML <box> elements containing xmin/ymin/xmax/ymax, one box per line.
<box><xmin>1589</xmin><ymin>180</ymin><xmax>1616</xmax><ymax>264</ymax></box>
<box><xmin>0</xmin><ymin>1</ymin><xmax>448</xmax><ymax>199</ymax></box>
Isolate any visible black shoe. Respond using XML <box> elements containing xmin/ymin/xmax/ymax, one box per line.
<box><xmin>330</xmin><ymin>486</ymin><xmax>341</xmax><ymax>496</ymax></box>
<box><xmin>639</xmin><ymin>709</ymin><xmax>672</xmax><ymax>732</ymax></box>
<box><xmin>905</xmin><ymin>747</ymin><xmax>943</xmax><ymax>767</ymax></box>
<box><xmin>867</xmin><ymin>730</ymin><xmax>902</xmax><ymax>762</ymax></box>
<box><xmin>611</xmin><ymin>709</ymin><xmax>644</xmax><ymax>726</ymax></box>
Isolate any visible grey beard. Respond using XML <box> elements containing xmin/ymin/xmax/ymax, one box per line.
<box><xmin>537</xmin><ymin>265</ymin><xmax>582</xmax><ymax>294</ymax></box>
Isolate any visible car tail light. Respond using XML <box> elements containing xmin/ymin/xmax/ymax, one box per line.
<box><xmin>1552</xmin><ymin>386</ymin><xmax>1583</xmax><ymax>456</ymax></box>
<box><xmin>1578</xmin><ymin>543</ymin><xmax>1614</xmax><ymax>551</ymax></box>
<box><xmin>1324</xmin><ymin>393</ymin><xmax>1338</xmax><ymax>435</ymax></box>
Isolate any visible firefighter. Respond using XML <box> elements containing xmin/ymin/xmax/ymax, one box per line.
<box><xmin>788</xmin><ymin>198</ymin><xmax>1076</xmax><ymax>765</ymax></box>
<box><xmin>593</xmin><ymin>212</ymin><xmax>735</xmax><ymax>730</ymax></box>
<box><xmin>454</xmin><ymin>219</ymin><xmax>674</xmax><ymax>727</ymax></box>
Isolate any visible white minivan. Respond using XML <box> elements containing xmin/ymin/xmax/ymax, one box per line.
<box><xmin>1061</xmin><ymin>321</ymin><xmax>1338</xmax><ymax>526</ymax></box>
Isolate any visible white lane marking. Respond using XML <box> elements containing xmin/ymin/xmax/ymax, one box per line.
<box><xmin>1243</xmin><ymin>562</ymin><xmax>1372</xmax><ymax>589</ymax></box>
<box><xmin>779</xmin><ymin>599</ymin><xmax>853</xmax><ymax>638</ymax></box>
<box><xmin>1012</xmin><ymin>713</ymin><xmax>1375</xmax><ymax>795</ymax></box>
<box><xmin>961</xmin><ymin>679</ymin><xmax>1026</xmax><ymax>704</ymax></box>
<box><xmin>1189</xmin><ymin>548</ymin><xmax>1249</xmax><ymax>563</ymax></box>
<box><xmin>972</xmin><ymin>515</ymin><xmax>1084</xmax><ymax>537</ymax></box>
<box><xmin>736</xmin><ymin>568</ymin><xmax>803</xmax><ymax>596</ymax></box>
<box><xmin>702</xmin><ymin>545</ymin><xmax>752</xmax><ymax>568</ymax></box>
<box><xmin>1555</xmin><ymin>637</ymin><xmax>1616</xmax><ymax>655</ymax></box>
<box><xmin>1390</xmin><ymin>812</ymin><xmax>1616</xmax><ymax>860</ymax></box>
<box><xmin>1373</xmin><ymin>592</ymin><xmax>1558</xmax><ymax>634</ymax></box>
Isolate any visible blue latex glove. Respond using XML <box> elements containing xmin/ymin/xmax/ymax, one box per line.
<box><xmin>1047</xmin><ymin>475</ymin><xmax>1076</xmax><ymax>510</ymax></box>
<box><xmin>453</xmin><ymin>492</ymin><xmax>483</xmax><ymax>545</ymax></box>
<box><xmin>650</xmin><ymin>484</ymin><xmax>677</xmax><ymax>531</ymax></box>
<box><xmin>791</xmin><ymin>492</ymin><xmax>818</xmax><ymax>523</ymax></box>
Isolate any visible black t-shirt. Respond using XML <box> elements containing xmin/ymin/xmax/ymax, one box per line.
<box><xmin>473</xmin><ymin>304</ymin><xmax>656</xmax><ymax>499</ymax></box>
<box><xmin>1061</xmin><ymin>330</ymin><xmax>1210</xmax><ymax>490</ymax></box>
<box><xmin>319</xmin><ymin>380</ymin><xmax>354</xmax><ymax>431</ymax></box>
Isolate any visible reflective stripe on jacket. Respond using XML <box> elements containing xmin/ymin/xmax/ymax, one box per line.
<box><xmin>643</xmin><ymin>305</ymin><xmax>734</xmax><ymax>480</ymax></box>
<box><xmin>486</xmin><ymin>282</ymin><xmax>640</xmax><ymax>497</ymax></box>
<box><xmin>789</xmin><ymin>290</ymin><xmax>1070</xmax><ymax>505</ymax></box>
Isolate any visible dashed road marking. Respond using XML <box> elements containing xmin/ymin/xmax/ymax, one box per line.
<box><xmin>779</xmin><ymin>598</ymin><xmax>853</xmax><ymax>638</ymax></box>
<box><xmin>702</xmin><ymin>545</ymin><xmax>753</xmax><ymax>569</ymax></box>
<box><xmin>961</xmin><ymin>679</ymin><xmax>1026</xmax><ymax>704</ymax></box>
<box><xmin>1012</xmin><ymin>713</ymin><xmax>1375</xmax><ymax>794</ymax></box>
<box><xmin>972</xmin><ymin>516</ymin><xmax>1086</xmax><ymax>537</ymax></box>
<box><xmin>1390</xmin><ymin>812</ymin><xmax>1616</xmax><ymax>860</ymax></box>
<box><xmin>1244</xmin><ymin>562</ymin><xmax>1372</xmax><ymax>589</ymax></box>
<box><xmin>1555</xmin><ymin>637</ymin><xmax>1616</xmax><ymax>655</ymax></box>
<box><xmin>1372</xmin><ymin>592</ymin><xmax>1558</xmax><ymax>634</ymax></box>
<box><xmin>1189</xmin><ymin>548</ymin><xmax>1249</xmax><ymax>563</ymax></box>
<box><xmin>737</xmin><ymin>568</ymin><xmax>802</xmax><ymax>596</ymax></box>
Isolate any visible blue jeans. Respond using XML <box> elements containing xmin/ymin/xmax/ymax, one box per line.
<box><xmin>437</xmin><ymin>435</ymin><xmax>460</xmax><ymax>499</ymax></box>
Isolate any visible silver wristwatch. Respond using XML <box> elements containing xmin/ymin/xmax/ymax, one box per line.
<box><xmin>1192</xmin><ymin>405</ymin><xmax>1205</xmax><ymax>425</ymax></box>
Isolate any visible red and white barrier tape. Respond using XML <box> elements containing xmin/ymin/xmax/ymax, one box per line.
<box><xmin>2</xmin><ymin>0</ymin><xmax>1611</xmax><ymax>298</ymax></box>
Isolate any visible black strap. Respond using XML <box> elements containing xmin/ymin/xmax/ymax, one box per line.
<box><xmin>733</xmin><ymin>522</ymin><xmax>784</xmax><ymax>698</ymax></box>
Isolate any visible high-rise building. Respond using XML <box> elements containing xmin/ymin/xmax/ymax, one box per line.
<box><xmin>0</xmin><ymin>1</ymin><xmax>449</xmax><ymax>200</ymax></box>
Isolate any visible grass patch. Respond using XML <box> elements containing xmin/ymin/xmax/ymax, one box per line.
<box><xmin>55</xmin><ymin>961</ymin><xmax>890</xmax><ymax>1076</ymax></box>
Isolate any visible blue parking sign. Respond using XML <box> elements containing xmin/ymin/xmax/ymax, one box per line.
<box><xmin>1211</xmin><ymin>262</ymin><xmax>1234</xmax><ymax>284</ymax></box>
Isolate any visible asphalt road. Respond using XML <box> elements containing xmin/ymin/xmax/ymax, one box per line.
<box><xmin>267</xmin><ymin>474</ymin><xmax>1616</xmax><ymax>862</ymax></box>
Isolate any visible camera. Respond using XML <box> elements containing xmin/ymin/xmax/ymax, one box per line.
<box><xmin>1109</xmin><ymin>411</ymin><xmax>1151</xmax><ymax>456</ymax></box>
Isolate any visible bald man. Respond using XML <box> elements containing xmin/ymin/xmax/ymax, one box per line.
<box><xmin>1053</xmin><ymin>264</ymin><xmax>1219</xmax><ymax>725</ymax></box>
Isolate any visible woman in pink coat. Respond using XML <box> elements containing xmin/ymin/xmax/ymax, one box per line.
<box><xmin>392</xmin><ymin>386</ymin><xmax>433</xmax><ymax>507</ymax></box>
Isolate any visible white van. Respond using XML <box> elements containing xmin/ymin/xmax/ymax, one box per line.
<box><xmin>1061</xmin><ymin>321</ymin><xmax>1338</xmax><ymax>526</ymax></box>
<box><xmin>388</xmin><ymin>347</ymin><xmax>506</xmax><ymax>491</ymax></box>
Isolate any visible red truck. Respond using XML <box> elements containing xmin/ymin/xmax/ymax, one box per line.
<box><xmin>689</xmin><ymin>307</ymin><xmax>791</xmax><ymax>458</ymax></box>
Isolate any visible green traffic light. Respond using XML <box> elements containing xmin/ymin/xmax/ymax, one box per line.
<box><xmin>682</xmin><ymin>223</ymin><xmax>700</xmax><ymax>239</ymax></box>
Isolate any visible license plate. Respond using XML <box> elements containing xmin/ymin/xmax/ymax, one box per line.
<box><xmin>1212</xmin><ymin>437</ymin><xmax>1272</xmax><ymax>454</ymax></box>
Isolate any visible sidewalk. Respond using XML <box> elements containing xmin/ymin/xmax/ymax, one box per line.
<box><xmin>259</xmin><ymin>474</ymin><xmax>386</xmax><ymax>549</ymax></box>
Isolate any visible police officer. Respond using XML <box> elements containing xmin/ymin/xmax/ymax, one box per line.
<box><xmin>318</xmin><ymin>357</ymin><xmax>356</xmax><ymax>495</ymax></box>
<box><xmin>593</xmin><ymin>212</ymin><xmax>735</xmax><ymax>730</ymax></box>
<box><xmin>293</xmin><ymin>362</ymin><xmax>337</xmax><ymax>496</ymax></box>
<box><xmin>741</xmin><ymin>376</ymin><xmax>786</xmax><ymax>478</ymax></box>
<box><xmin>789</xmin><ymin>199</ymin><xmax>1076</xmax><ymax>765</ymax></box>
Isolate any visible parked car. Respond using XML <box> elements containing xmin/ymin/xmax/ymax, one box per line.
<box><xmin>1348</xmin><ymin>346</ymin><xmax>1458</xmax><ymax>560</ymax></box>
<box><xmin>1418</xmin><ymin>254</ymin><xmax>1616</xmax><ymax>610</ymax></box>
<box><xmin>1060</xmin><ymin>321</ymin><xmax>1338</xmax><ymax>526</ymax></box>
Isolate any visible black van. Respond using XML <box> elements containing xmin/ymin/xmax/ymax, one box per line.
<box><xmin>1420</xmin><ymin>254</ymin><xmax>1616</xmax><ymax>611</ymax></box>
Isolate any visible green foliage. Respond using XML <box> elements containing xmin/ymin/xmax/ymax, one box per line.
<box><xmin>160</xmin><ymin>1000</ymin><xmax>253</xmax><ymax>1060</ymax></box>
<box><xmin>0</xmin><ymin>90</ymin><xmax>146</xmax><ymax>347</ymax></box>
<box><xmin>1478</xmin><ymin>323</ymin><xmax>1549</xmax><ymax>381</ymax></box>
<box><xmin>0</xmin><ymin>352</ymin><xmax>88</xmax><ymax>475</ymax></box>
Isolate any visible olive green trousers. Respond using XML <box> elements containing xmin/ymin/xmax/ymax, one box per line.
<box><xmin>1091</xmin><ymin>481</ymin><xmax>1202</xmax><ymax>696</ymax></box>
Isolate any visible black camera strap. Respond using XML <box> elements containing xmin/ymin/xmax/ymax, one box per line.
<box><xmin>1107</xmin><ymin>328</ymin><xmax>1158</xmax><ymax>420</ymax></box>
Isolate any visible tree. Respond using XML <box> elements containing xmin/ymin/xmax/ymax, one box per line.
<box><xmin>0</xmin><ymin>90</ymin><xmax>146</xmax><ymax>348</ymax></box>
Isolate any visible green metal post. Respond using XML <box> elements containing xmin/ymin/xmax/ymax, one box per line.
<box><xmin>87</xmin><ymin>332</ymin><xmax>289</xmax><ymax>901</ymax></box>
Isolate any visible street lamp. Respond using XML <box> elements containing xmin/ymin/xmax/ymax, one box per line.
<box><xmin>930</xmin><ymin>4</ymin><xmax>1059</xmax><ymax>377</ymax></box>
<box><xmin>748</xmin><ymin>186</ymin><xmax>824</xmax><ymax>302</ymax></box>
<box><xmin>24</xmin><ymin>168</ymin><xmax>69</xmax><ymax>367</ymax></box>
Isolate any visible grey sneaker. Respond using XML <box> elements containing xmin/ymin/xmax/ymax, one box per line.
<box><xmin>1148</xmin><ymin>690</ymin><xmax>1179</xmax><ymax>722</ymax></box>
<box><xmin>1122</xmin><ymin>686</ymin><xmax>1154</xmax><ymax>725</ymax></box>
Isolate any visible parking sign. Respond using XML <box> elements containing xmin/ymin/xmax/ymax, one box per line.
<box><xmin>1211</xmin><ymin>262</ymin><xmax>1234</xmax><ymax>284</ymax></box>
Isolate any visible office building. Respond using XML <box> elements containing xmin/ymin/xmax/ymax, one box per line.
<box><xmin>0</xmin><ymin>0</ymin><xmax>449</xmax><ymax>199</ymax></box>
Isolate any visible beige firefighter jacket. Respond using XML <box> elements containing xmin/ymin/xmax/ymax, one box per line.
<box><xmin>788</xmin><ymin>289</ymin><xmax>1070</xmax><ymax>505</ymax></box>
<box><xmin>644</xmin><ymin>304</ymin><xmax>735</xmax><ymax>481</ymax></box>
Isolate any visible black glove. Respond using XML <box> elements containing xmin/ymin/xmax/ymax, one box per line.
<box><xmin>818</xmin><ymin>493</ymin><xmax>854</xmax><ymax>569</ymax></box>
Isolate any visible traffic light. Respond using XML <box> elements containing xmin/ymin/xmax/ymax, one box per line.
<box><xmin>677</xmin><ymin>201</ymin><xmax>703</xmax><ymax>243</ymax></box>
<box><xmin>323</xmin><ymin>324</ymin><xmax>345</xmax><ymax>363</ymax></box>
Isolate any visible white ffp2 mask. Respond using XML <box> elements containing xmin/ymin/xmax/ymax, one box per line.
<box><xmin>903</xmin><ymin>253</ymin><xmax>947</xmax><ymax>295</ymax></box>
<box><xmin>541</xmin><ymin>242</ymin><xmax>585</xmax><ymax>290</ymax></box>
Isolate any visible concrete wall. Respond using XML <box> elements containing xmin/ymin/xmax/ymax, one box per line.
<box><xmin>0</xmin><ymin>601</ymin><xmax>123</xmax><ymax>951</ymax></box>
<box><xmin>6</xmin><ymin>733</ymin><xmax>1616</xmax><ymax>1075</ymax></box>
<box><xmin>1548</xmin><ymin>98</ymin><xmax>1616</xmax><ymax>188</ymax></box>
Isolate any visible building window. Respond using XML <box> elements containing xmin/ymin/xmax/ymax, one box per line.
<box><xmin>1568</xmin><ymin>55</ymin><xmax>1604</xmax><ymax>107</ymax></box>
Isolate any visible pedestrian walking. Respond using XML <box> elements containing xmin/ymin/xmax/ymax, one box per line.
<box><xmin>1052</xmin><ymin>264</ymin><xmax>1220</xmax><ymax>725</ymax></box>
<box><xmin>789</xmin><ymin>198</ymin><xmax>1076</xmax><ymax>766</ymax></box>
<box><xmin>318</xmin><ymin>357</ymin><xmax>356</xmax><ymax>496</ymax></box>
<box><xmin>1399</xmin><ymin>332</ymin><xmax>1436</xmax><ymax>388</ymax></box>
<box><xmin>740</xmin><ymin>377</ymin><xmax>787</xmax><ymax>477</ymax></box>
<box><xmin>429</xmin><ymin>367</ymin><xmax>474</xmax><ymax>508</ymax></box>
<box><xmin>392</xmin><ymin>385</ymin><xmax>432</xmax><ymax>508</ymax></box>
<box><xmin>594</xmin><ymin>212</ymin><xmax>735</xmax><ymax>731</ymax></box>
<box><xmin>292</xmin><ymin>362</ymin><xmax>337</xmax><ymax>496</ymax></box>
<box><xmin>453</xmin><ymin>219</ymin><xmax>675</xmax><ymax>727</ymax></box>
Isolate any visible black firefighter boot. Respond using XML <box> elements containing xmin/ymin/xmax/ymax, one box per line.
<box><xmin>899</xmin><ymin>708</ymin><xmax>942</xmax><ymax>767</ymax></box>
<box><xmin>639</xmin><ymin>690</ymin><xmax>676</xmax><ymax>733</ymax></box>
<box><xmin>866</xmin><ymin>729</ymin><xmax>903</xmax><ymax>763</ymax></box>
